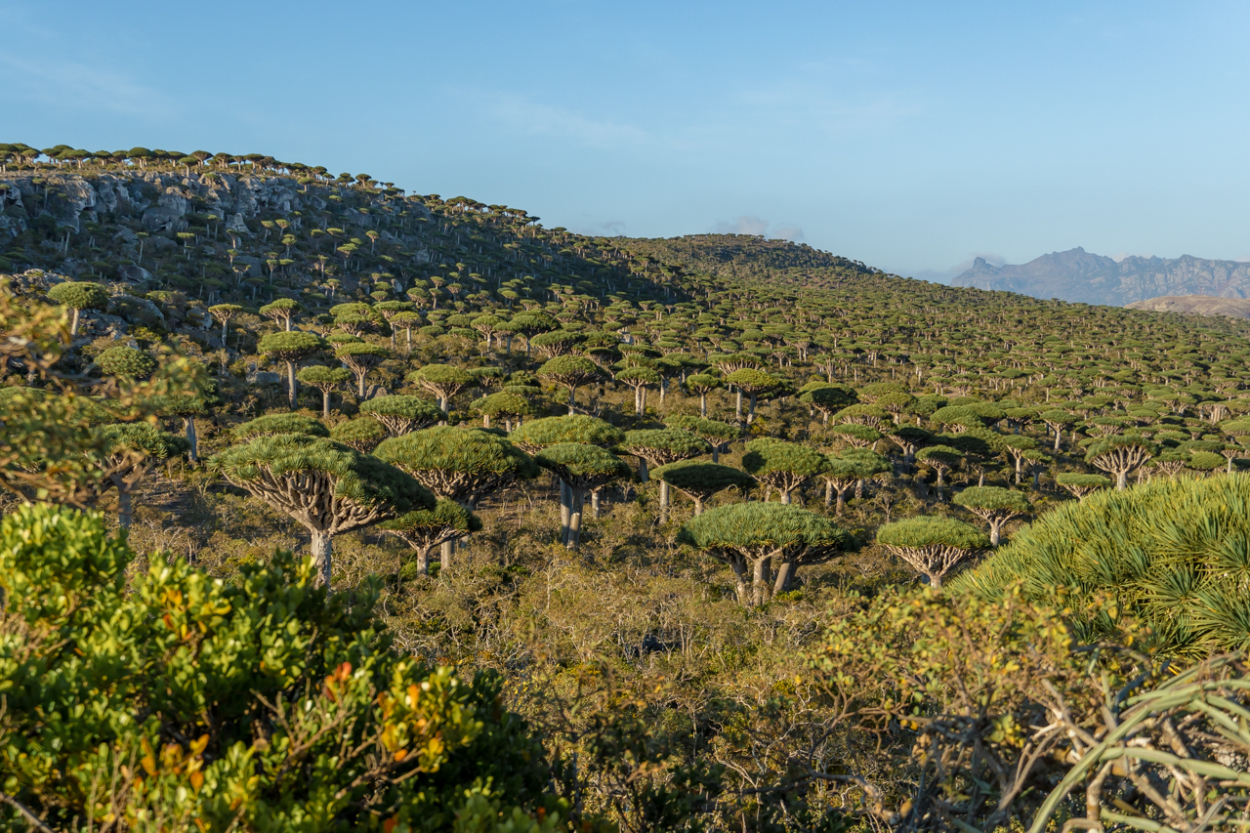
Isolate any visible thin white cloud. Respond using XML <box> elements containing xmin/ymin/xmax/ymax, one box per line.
<box><xmin>715</xmin><ymin>216</ymin><xmax>770</xmax><ymax>236</ymax></box>
<box><xmin>771</xmin><ymin>224</ymin><xmax>805</xmax><ymax>242</ymax></box>
<box><xmin>478</xmin><ymin>91</ymin><xmax>648</xmax><ymax>148</ymax></box>
<box><xmin>713</xmin><ymin>216</ymin><xmax>804</xmax><ymax>241</ymax></box>
<box><xmin>0</xmin><ymin>52</ymin><xmax>175</xmax><ymax>117</ymax></box>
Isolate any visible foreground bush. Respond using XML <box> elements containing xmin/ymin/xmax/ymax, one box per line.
<box><xmin>0</xmin><ymin>505</ymin><xmax>562</xmax><ymax>832</ymax></box>
<box><xmin>954</xmin><ymin>474</ymin><xmax>1250</xmax><ymax>657</ymax></box>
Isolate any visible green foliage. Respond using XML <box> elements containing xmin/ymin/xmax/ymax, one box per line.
<box><xmin>664</xmin><ymin>415</ymin><xmax>738</xmax><ymax>442</ymax></box>
<box><xmin>257</xmin><ymin>330</ymin><xmax>326</xmax><ymax>360</ymax></box>
<box><xmin>798</xmin><ymin>381</ymin><xmax>858</xmax><ymax>415</ymax></box>
<box><xmin>724</xmin><ymin>367</ymin><xmax>780</xmax><ymax>393</ymax></box>
<box><xmin>359</xmin><ymin>395</ymin><xmax>445</xmax><ymax>435</ymax></box>
<box><xmin>537</xmin><ymin>356</ymin><xmax>601</xmax><ymax>386</ymax></box>
<box><xmin>877</xmin><ymin>516</ymin><xmax>989</xmax><ymax>587</ymax></box>
<box><xmin>297</xmin><ymin>364</ymin><xmax>353</xmax><ymax>389</ymax></box>
<box><xmin>1055</xmin><ymin>471</ymin><xmax>1111</xmax><ymax>498</ymax></box>
<box><xmin>742</xmin><ymin>438</ymin><xmax>828</xmax><ymax>500</ymax></box>
<box><xmin>375</xmin><ymin>426</ymin><xmax>539</xmax><ymax>503</ymax></box>
<box><xmin>652</xmin><ymin>461</ymin><xmax>755</xmax><ymax>508</ymax></box>
<box><xmin>93</xmin><ymin>345</ymin><xmax>158</xmax><ymax>380</ymax></box>
<box><xmin>877</xmin><ymin>516</ymin><xmax>989</xmax><ymax>551</ymax></box>
<box><xmin>474</xmin><ymin>391</ymin><xmax>534</xmax><ymax>423</ymax></box>
<box><xmin>956</xmin><ymin>474</ymin><xmax>1250</xmax><ymax>656</ymax></box>
<box><xmin>47</xmin><ymin>279</ymin><xmax>108</xmax><ymax>310</ymax></box>
<box><xmin>678</xmin><ymin>502</ymin><xmax>851</xmax><ymax>604</ymax></box>
<box><xmin>0</xmin><ymin>504</ymin><xmax>556</xmax><ymax>831</ymax></box>
<box><xmin>232</xmin><ymin>413</ymin><xmax>330</xmax><ymax>441</ymax></box>
<box><xmin>211</xmin><ymin>433</ymin><xmax>431</xmax><ymax>517</ymax></box>
<box><xmin>97</xmin><ymin>422</ymin><xmax>190</xmax><ymax>462</ymax></box>
<box><xmin>952</xmin><ymin>485</ymin><xmax>1029</xmax><ymax>514</ymax></box>
<box><xmin>509</xmin><ymin>415</ymin><xmax>624</xmax><ymax>451</ymax></box>
<box><xmin>620</xmin><ymin>428</ymin><xmax>710</xmax><ymax>467</ymax></box>
<box><xmin>533</xmin><ymin>443</ymin><xmax>631</xmax><ymax>488</ymax></box>
<box><xmin>330</xmin><ymin>416</ymin><xmax>388</xmax><ymax>452</ymax></box>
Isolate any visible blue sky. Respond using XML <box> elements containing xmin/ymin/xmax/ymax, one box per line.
<box><xmin>3</xmin><ymin>1</ymin><xmax>1248</xmax><ymax>279</ymax></box>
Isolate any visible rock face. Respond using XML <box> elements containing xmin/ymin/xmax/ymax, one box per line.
<box><xmin>0</xmin><ymin>170</ymin><xmax>431</xmax><ymax>244</ymax></box>
<box><xmin>1125</xmin><ymin>295</ymin><xmax>1250</xmax><ymax>319</ymax></box>
<box><xmin>952</xmin><ymin>247</ymin><xmax>1250</xmax><ymax>306</ymax></box>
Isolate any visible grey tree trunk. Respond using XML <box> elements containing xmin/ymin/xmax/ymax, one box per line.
<box><xmin>287</xmin><ymin>361</ymin><xmax>298</xmax><ymax>409</ymax></box>
<box><xmin>322</xmin><ymin>389</ymin><xmax>331</xmax><ymax>417</ymax></box>
<box><xmin>310</xmin><ymin>530</ymin><xmax>333</xmax><ymax>587</ymax></box>
<box><xmin>659</xmin><ymin>480</ymin><xmax>669</xmax><ymax>524</ymax></box>
<box><xmin>118</xmin><ymin>488</ymin><xmax>133</xmax><ymax>530</ymax></box>
<box><xmin>184</xmin><ymin>417</ymin><xmax>199</xmax><ymax>463</ymax></box>
<box><xmin>559</xmin><ymin>479</ymin><xmax>572</xmax><ymax>544</ymax></box>
<box><xmin>416</xmin><ymin>546</ymin><xmax>431</xmax><ymax>576</ymax></box>
<box><xmin>773</xmin><ymin>559</ymin><xmax>795</xmax><ymax>595</ymax></box>
<box><xmin>700</xmin><ymin>393</ymin><xmax>707</xmax><ymax>418</ymax></box>
<box><xmin>567</xmin><ymin>488</ymin><xmax>583</xmax><ymax>550</ymax></box>
<box><xmin>752</xmin><ymin>558</ymin><xmax>770</xmax><ymax>606</ymax></box>
<box><xmin>440</xmin><ymin>539</ymin><xmax>453</xmax><ymax>572</ymax></box>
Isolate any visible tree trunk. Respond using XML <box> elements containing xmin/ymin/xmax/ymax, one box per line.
<box><xmin>310</xmin><ymin>530</ymin><xmax>333</xmax><ymax>587</ymax></box>
<box><xmin>1115</xmin><ymin>469</ymin><xmax>1128</xmax><ymax>491</ymax></box>
<box><xmin>989</xmin><ymin>521</ymin><xmax>1001</xmax><ymax>547</ymax></box>
<box><xmin>638</xmin><ymin>458</ymin><xmax>649</xmax><ymax>483</ymax></box>
<box><xmin>752</xmin><ymin>558</ymin><xmax>770</xmax><ymax>606</ymax></box>
<box><xmin>590</xmin><ymin>487</ymin><xmax>601</xmax><ymax>518</ymax></box>
<box><xmin>184</xmin><ymin>417</ymin><xmax>198</xmax><ymax>463</ymax></box>
<box><xmin>416</xmin><ymin>546</ymin><xmax>431</xmax><ymax>576</ymax></box>
<box><xmin>440</xmin><ymin>539</ymin><xmax>453</xmax><ymax>572</ymax></box>
<box><xmin>825</xmin><ymin>480</ymin><xmax>833</xmax><ymax>508</ymax></box>
<box><xmin>773</xmin><ymin>559</ymin><xmax>795</xmax><ymax>596</ymax></box>
<box><xmin>322</xmin><ymin>389</ymin><xmax>331</xmax><ymax>418</ymax></box>
<box><xmin>659</xmin><ymin>480</ymin><xmax>669</xmax><ymax>523</ymax></box>
<box><xmin>700</xmin><ymin>392</ymin><xmax>707</xmax><ymax>418</ymax></box>
<box><xmin>780</xmin><ymin>489</ymin><xmax>792</xmax><ymax>505</ymax></box>
<box><xmin>567</xmin><ymin>488</ymin><xmax>583</xmax><ymax>550</ymax></box>
<box><xmin>117</xmin><ymin>488</ymin><xmax>133</xmax><ymax>530</ymax></box>
<box><xmin>287</xmin><ymin>361</ymin><xmax>298</xmax><ymax>409</ymax></box>
<box><xmin>357</xmin><ymin>372</ymin><xmax>366</xmax><ymax>398</ymax></box>
<box><xmin>568</xmin><ymin>385</ymin><xmax>576</xmax><ymax>414</ymax></box>
<box><xmin>559</xmin><ymin>479</ymin><xmax>572</xmax><ymax>544</ymax></box>
<box><xmin>70</xmin><ymin>307</ymin><xmax>81</xmax><ymax>336</ymax></box>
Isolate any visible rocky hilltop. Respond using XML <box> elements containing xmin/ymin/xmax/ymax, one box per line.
<box><xmin>1125</xmin><ymin>294</ymin><xmax>1250</xmax><ymax>319</ymax></box>
<box><xmin>951</xmin><ymin>247</ymin><xmax>1250</xmax><ymax>306</ymax></box>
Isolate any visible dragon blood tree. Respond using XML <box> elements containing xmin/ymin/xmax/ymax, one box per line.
<box><xmin>375</xmin><ymin>426</ymin><xmax>539</xmax><ymax>569</ymax></box>
<box><xmin>678</xmin><ymin>502</ymin><xmax>851</xmax><ymax>605</ymax></box>
<box><xmin>210</xmin><ymin>433</ymin><xmax>433</xmax><ymax>587</ymax></box>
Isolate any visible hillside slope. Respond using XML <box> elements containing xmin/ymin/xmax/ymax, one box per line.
<box><xmin>952</xmin><ymin>247</ymin><xmax>1250</xmax><ymax>306</ymax></box>
<box><xmin>1125</xmin><ymin>294</ymin><xmax>1250</xmax><ymax>318</ymax></box>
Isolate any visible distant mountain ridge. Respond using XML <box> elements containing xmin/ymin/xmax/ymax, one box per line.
<box><xmin>951</xmin><ymin>247</ymin><xmax>1250</xmax><ymax>306</ymax></box>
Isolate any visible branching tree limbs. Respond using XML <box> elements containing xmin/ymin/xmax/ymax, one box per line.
<box><xmin>210</xmin><ymin>434</ymin><xmax>432</xmax><ymax>586</ymax></box>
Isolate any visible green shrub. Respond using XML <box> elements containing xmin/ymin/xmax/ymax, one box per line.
<box><xmin>0</xmin><ymin>504</ymin><xmax>562</xmax><ymax>832</ymax></box>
